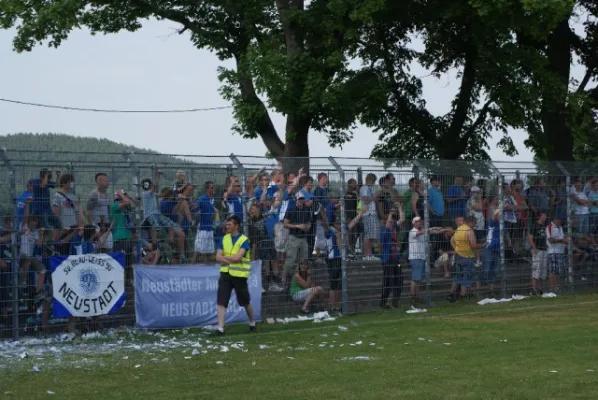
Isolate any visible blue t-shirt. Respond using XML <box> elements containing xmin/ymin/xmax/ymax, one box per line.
<box><xmin>380</xmin><ymin>226</ymin><xmax>398</xmax><ymax>264</ymax></box>
<box><xmin>31</xmin><ymin>179</ymin><xmax>55</xmax><ymax>215</ymax></box>
<box><xmin>254</xmin><ymin>185</ymin><xmax>279</xmax><ymax>205</ymax></box>
<box><xmin>324</xmin><ymin>227</ymin><xmax>341</xmax><ymax>259</ymax></box>
<box><xmin>428</xmin><ymin>187</ymin><xmax>445</xmax><ymax>217</ymax></box>
<box><xmin>217</xmin><ymin>234</ymin><xmax>251</xmax><ymax>252</ymax></box>
<box><xmin>326</xmin><ymin>203</ymin><xmax>336</xmax><ymax>225</ymax></box>
<box><xmin>486</xmin><ymin>219</ymin><xmax>501</xmax><ymax>251</ymax></box>
<box><xmin>313</xmin><ymin>186</ymin><xmax>329</xmax><ymax>209</ymax></box>
<box><xmin>160</xmin><ymin>200</ymin><xmax>178</xmax><ymax>222</ymax></box>
<box><xmin>446</xmin><ymin>185</ymin><xmax>467</xmax><ymax>218</ymax></box>
<box><xmin>71</xmin><ymin>234</ymin><xmax>95</xmax><ymax>255</ymax></box>
<box><xmin>196</xmin><ymin>195</ymin><xmax>216</xmax><ymax>231</ymax></box>
<box><xmin>226</xmin><ymin>194</ymin><xmax>244</xmax><ymax>222</ymax></box>
<box><xmin>16</xmin><ymin>190</ymin><xmax>32</xmax><ymax>226</ymax></box>
<box><xmin>300</xmin><ymin>188</ymin><xmax>313</xmax><ymax>201</ymax></box>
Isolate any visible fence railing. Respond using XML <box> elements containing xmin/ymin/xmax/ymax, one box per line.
<box><xmin>1</xmin><ymin>150</ymin><xmax>597</xmax><ymax>340</ymax></box>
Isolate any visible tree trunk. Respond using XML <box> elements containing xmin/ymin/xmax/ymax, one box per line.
<box><xmin>540</xmin><ymin>18</ymin><xmax>574</xmax><ymax>161</ymax></box>
<box><xmin>281</xmin><ymin>115</ymin><xmax>311</xmax><ymax>174</ymax></box>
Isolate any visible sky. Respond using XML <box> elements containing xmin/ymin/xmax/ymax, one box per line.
<box><xmin>0</xmin><ymin>18</ymin><xmax>540</xmax><ymax>161</ymax></box>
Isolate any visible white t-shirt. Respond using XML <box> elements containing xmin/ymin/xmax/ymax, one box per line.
<box><xmin>20</xmin><ymin>223</ymin><xmax>40</xmax><ymax>257</ymax></box>
<box><xmin>408</xmin><ymin>228</ymin><xmax>426</xmax><ymax>260</ymax></box>
<box><xmin>569</xmin><ymin>187</ymin><xmax>590</xmax><ymax>215</ymax></box>
<box><xmin>359</xmin><ymin>185</ymin><xmax>376</xmax><ymax>215</ymax></box>
<box><xmin>546</xmin><ymin>222</ymin><xmax>565</xmax><ymax>254</ymax></box>
<box><xmin>467</xmin><ymin>198</ymin><xmax>485</xmax><ymax>230</ymax></box>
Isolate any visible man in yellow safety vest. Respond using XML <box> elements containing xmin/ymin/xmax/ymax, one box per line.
<box><xmin>215</xmin><ymin>215</ymin><xmax>256</xmax><ymax>335</ymax></box>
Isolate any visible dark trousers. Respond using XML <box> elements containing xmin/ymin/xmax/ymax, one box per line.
<box><xmin>381</xmin><ymin>262</ymin><xmax>403</xmax><ymax>305</ymax></box>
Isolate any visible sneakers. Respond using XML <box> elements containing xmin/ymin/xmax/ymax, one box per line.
<box><xmin>212</xmin><ymin>329</ymin><xmax>225</xmax><ymax>337</ymax></box>
<box><xmin>268</xmin><ymin>283</ymin><xmax>284</xmax><ymax>292</ymax></box>
<box><xmin>249</xmin><ymin>325</ymin><xmax>257</xmax><ymax>333</ymax></box>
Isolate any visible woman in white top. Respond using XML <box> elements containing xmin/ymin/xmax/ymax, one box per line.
<box><xmin>467</xmin><ymin>186</ymin><xmax>485</xmax><ymax>267</ymax></box>
<box><xmin>360</xmin><ymin>173</ymin><xmax>380</xmax><ymax>261</ymax></box>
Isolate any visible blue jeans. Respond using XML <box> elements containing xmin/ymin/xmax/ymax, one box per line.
<box><xmin>481</xmin><ymin>248</ymin><xmax>499</xmax><ymax>283</ymax></box>
<box><xmin>574</xmin><ymin>214</ymin><xmax>589</xmax><ymax>235</ymax></box>
<box><xmin>453</xmin><ymin>255</ymin><xmax>476</xmax><ymax>288</ymax></box>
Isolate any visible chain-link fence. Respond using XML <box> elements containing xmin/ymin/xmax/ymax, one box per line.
<box><xmin>1</xmin><ymin>150</ymin><xmax>596</xmax><ymax>339</ymax></box>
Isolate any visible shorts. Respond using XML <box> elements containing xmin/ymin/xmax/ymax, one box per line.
<box><xmin>20</xmin><ymin>256</ymin><xmax>45</xmax><ymax>273</ymax></box>
<box><xmin>38</xmin><ymin>213</ymin><xmax>62</xmax><ymax>230</ymax></box>
<box><xmin>453</xmin><ymin>255</ymin><xmax>476</xmax><ymax>288</ymax></box>
<box><xmin>217</xmin><ymin>272</ymin><xmax>250</xmax><ymax>307</ymax></box>
<box><xmin>195</xmin><ymin>230</ymin><xmax>215</xmax><ymax>254</ymax></box>
<box><xmin>548</xmin><ymin>253</ymin><xmax>565</xmax><ymax>276</ymax></box>
<box><xmin>257</xmin><ymin>239</ymin><xmax>276</xmax><ymax>261</ymax></box>
<box><xmin>284</xmin><ymin>235</ymin><xmax>308</xmax><ymax>276</ymax></box>
<box><xmin>531</xmin><ymin>250</ymin><xmax>548</xmax><ymax>280</ymax></box>
<box><xmin>363</xmin><ymin>213</ymin><xmax>380</xmax><ymax>240</ymax></box>
<box><xmin>314</xmin><ymin>221</ymin><xmax>327</xmax><ymax>251</ymax></box>
<box><xmin>410</xmin><ymin>259</ymin><xmax>426</xmax><ymax>281</ymax></box>
<box><xmin>145</xmin><ymin>214</ymin><xmax>177</xmax><ymax>230</ymax></box>
<box><xmin>273</xmin><ymin>222</ymin><xmax>289</xmax><ymax>253</ymax></box>
<box><xmin>506</xmin><ymin>221</ymin><xmax>522</xmax><ymax>239</ymax></box>
<box><xmin>326</xmin><ymin>257</ymin><xmax>342</xmax><ymax>290</ymax></box>
<box><xmin>292</xmin><ymin>288</ymin><xmax>314</xmax><ymax>302</ymax></box>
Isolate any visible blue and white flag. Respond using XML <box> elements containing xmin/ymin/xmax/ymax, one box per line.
<box><xmin>50</xmin><ymin>253</ymin><xmax>126</xmax><ymax>318</ymax></box>
<box><xmin>135</xmin><ymin>261</ymin><xmax>262</xmax><ymax>329</ymax></box>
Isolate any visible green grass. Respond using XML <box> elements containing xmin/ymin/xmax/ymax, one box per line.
<box><xmin>3</xmin><ymin>295</ymin><xmax>598</xmax><ymax>400</ymax></box>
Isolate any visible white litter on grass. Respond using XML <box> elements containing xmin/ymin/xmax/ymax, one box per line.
<box><xmin>184</xmin><ymin>357</ymin><xmax>192</xmax><ymax>360</ymax></box>
<box><xmin>135</xmin><ymin>365</ymin><xmax>141</xmax><ymax>368</ymax></box>
<box><xmin>31</xmin><ymin>365</ymin><xmax>41</xmax><ymax>372</ymax></box>
<box><xmin>586</xmin><ymin>369</ymin><xmax>595</xmax><ymax>372</ymax></box>
<box><xmin>287</xmin><ymin>357</ymin><xmax>295</xmax><ymax>360</ymax></box>
<box><xmin>192</xmin><ymin>349</ymin><xmax>201</xmax><ymax>356</ymax></box>
<box><xmin>369</xmin><ymin>343</ymin><xmax>376</xmax><ymax>346</ymax></box>
<box><xmin>122</xmin><ymin>356</ymin><xmax>129</xmax><ymax>360</ymax></box>
<box><xmin>443</xmin><ymin>343</ymin><xmax>451</xmax><ymax>346</ymax></box>
<box><xmin>418</xmin><ymin>338</ymin><xmax>426</xmax><ymax>341</ymax></box>
<box><xmin>338</xmin><ymin>356</ymin><xmax>376</xmax><ymax>361</ymax></box>
<box><xmin>216</xmin><ymin>361</ymin><xmax>224</xmax><ymax>365</ymax></box>
<box><xmin>220</xmin><ymin>346</ymin><xmax>229</xmax><ymax>353</ymax></box>
<box><xmin>266</xmin><ymin>318</ymin><xmax>275</xmax><ymax>324</ymax></box>
<box><xmin>337</xmin><ymin>325</ymin><xmax>348</xmax><ymax>331</ymax></box>
<box><xmin>258</xmin><ymin>344</ymin><xmax>270</xmax><ymax>350</ymax></box>
<box><xmin>355</xmin><ymin>341</ymin><xmax>363</xmax><ymax>345</ymax></box>
<box><xmin>19</xmin><ymin>352</ymin><xmax>27</xmax><ymax>359</ymax></box>
<box><xmin>477</xmin><ymin>295</ymin><xmax>528</xmax><ymax>305</ymax></box>
<box><xmin>550</xmin><ymin>370</ymin><xmax>558</xmax><ymax>373</ymax></box>
<box><xmin>542</xmin><ymin>292</ymin><xmax>557</xmax><ymax>298</ymax></box>
<box><xmin>500</xmin><ymin>340</ymin><xmax>508</xmax><ymax>343</ymax></box>
<box><xmin>47</xmin><ymin>391</ymin><xmax>55</xmax><ymax>395</ymax></box>
<box><xmin>406</xmin><ymin>306</ymin><xmax>427</xmax><ymax>314</ymax></box>
<box><xmin>321</xmin><ymin>334</ymin><xmax>328</xmax><ymax>337</ymax></box>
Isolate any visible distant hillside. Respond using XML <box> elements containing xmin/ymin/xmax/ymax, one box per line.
<box><xmin>0</xmin><ymin>133</ymin><xmax>237</xmax><ymax>211</ymax></box>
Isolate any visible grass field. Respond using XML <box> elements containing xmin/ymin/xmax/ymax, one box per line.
<box><xmin>2</xmin><ymin>295</ymin><xmax>598</xmax><ymax>400</ymax></box>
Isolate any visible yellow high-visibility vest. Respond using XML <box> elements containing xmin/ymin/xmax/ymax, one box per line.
<box><xmin>220</xmin><ymin>234</ymin><xmax>251</xmax><ymax>278</ymax></box>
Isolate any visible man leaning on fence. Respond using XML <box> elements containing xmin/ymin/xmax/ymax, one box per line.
<box><xmin>215</xmin><ymin>215</ymin><xmax>256</xmax><ymax>336</ymax></box>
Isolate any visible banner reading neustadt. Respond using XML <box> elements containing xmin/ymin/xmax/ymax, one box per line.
<box><xmin>50</xmin><ymin>252</ymin><xmax>126</xmax><ymax>318</ymax></box>
<box><xmin>134</xmin><ymin>261</ymin><xmax>262</xmax><ymax>328</ymax></box>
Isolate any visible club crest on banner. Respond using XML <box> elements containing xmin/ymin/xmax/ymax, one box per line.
<box><xmin>51</xmin><ymin>253</ymin><xmax>126</xmax><ymax>318</ymax></box>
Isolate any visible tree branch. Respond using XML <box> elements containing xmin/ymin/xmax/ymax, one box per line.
<box><xmin>448</xmin><ymin>46</ymin><xmax>477</xmax><ymax>149</ymax></box>
<box><xmin>464</xmin><ymin>100</ymin><xmax>493</xmax><ymax>137</ymax></box>
<box><xmin>577</xmin><ymin>65</ymin><xmax>595</xmax><ymax>93</ymax></box>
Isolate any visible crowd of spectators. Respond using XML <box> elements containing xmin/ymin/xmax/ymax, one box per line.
<box><xmin>0</xmin><ymin>164</ymin><xmax>596</xmax><ymax>332</ymax></box>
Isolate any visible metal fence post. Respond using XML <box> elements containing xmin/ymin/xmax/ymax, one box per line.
<box><xmin>329</xmin><ymin>157</ymin><xmax>349</xmax><ymax>315</ymax></box>
<box><xmin>1</xmin><ymin>149</ymin><xmax>19</xmax><ymax>340</ymax></box>
<box><xmin>229</xmin><ymin>154</ymin><xmax>248</xmax><ymax>236</ymax></box>
<box><xmin>356</xmin><ymin>167</ymin><xmax>363</xmax><ymax>187</ymax></box>
<box><xmin>489</xmin><ymin>162</ymin><xmax>506</xmax><ymax>298</ymax></box>
<box><xmin>556</xmin><ymin>162</ymin><xmax>574</xmax><ymax>293</ymax></box>
<box><xmin>413</xmin><ymin>161</ymin><xmax>432</xmax><ymax>306</ymax></box>
<box><xmin>66</xmin><ymin>162</ymin><xmax>75</xmax><ymax>195</ymax></box>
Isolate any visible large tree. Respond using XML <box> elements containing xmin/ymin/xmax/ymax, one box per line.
<box><xmin>0</xmin><ymin>0</ymin><xmax>379</xmax><ymax>168</ymax></box>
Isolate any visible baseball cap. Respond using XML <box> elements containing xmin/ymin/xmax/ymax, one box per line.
<box><xmin>295</xmin><ymin>192</ymin><xmax>305</xmax><ymax>200</ymax></box>
<box><xmin>27</xmin><ymin>179</ymin><xmax>35</xmax><ymax>186</ymax></box>
<box><xmin>412</xmin><ymin>216</ymin><xmax>421</xmax><ymax>224</ymax></box>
